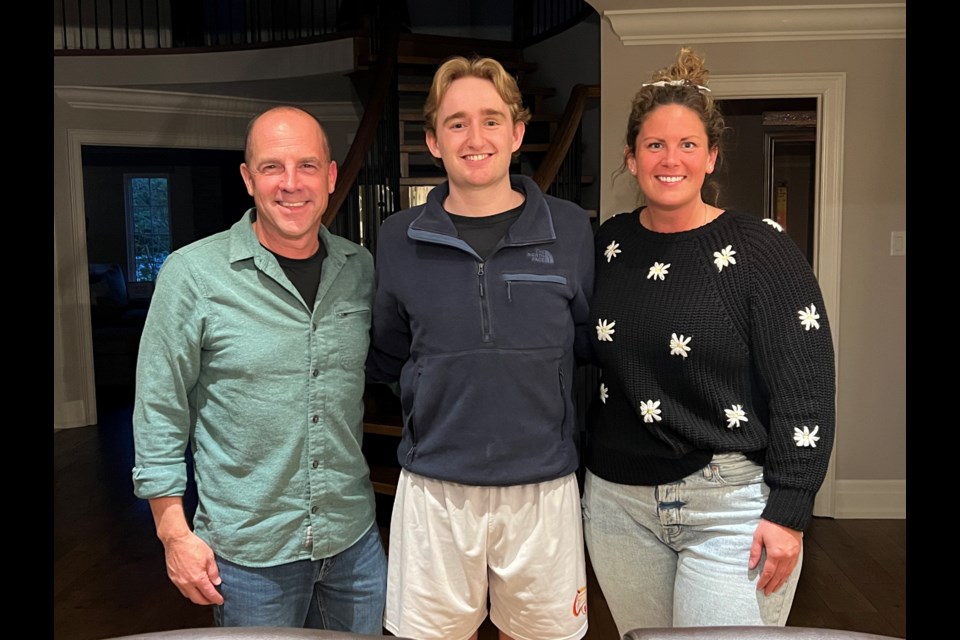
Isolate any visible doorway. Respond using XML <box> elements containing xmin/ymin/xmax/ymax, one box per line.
<box><xmin>717</xmin><ymin>97</ymin><xmax>818</xmax><ymax>266</ymax></box>
<box><xmin>82</xmin><ymin>145</ymin><xmax>247</xmax><ymax>401</ymax></box>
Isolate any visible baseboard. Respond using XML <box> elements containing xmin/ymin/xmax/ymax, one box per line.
<box><xmin>834</xmin><ymin>479</ymin><xmax>906</xmax><ymax>519</ymax></box>
<box><xmin>54</xmin><ymin>399</ymin><xmax>95</xmax><ymax>431</ymax></box>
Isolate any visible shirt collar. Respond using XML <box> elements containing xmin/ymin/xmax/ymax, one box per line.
<box><xmin>228</xmin><ymin>208</ymin><xmax>358</xmax><ymax>264</ymax></box>
<box><xmin>409</xmin><ymin>175</ymin><xmax>557</xmax><ymax>246</ymax></box>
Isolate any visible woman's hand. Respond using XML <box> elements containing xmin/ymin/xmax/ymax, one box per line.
<box><xmin>750</xmin><ymin>518</ymin><xmax>803</xmax><ymax>596</ymax></box>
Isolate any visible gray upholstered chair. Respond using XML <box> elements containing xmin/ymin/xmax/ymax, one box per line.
<box><xmin>622</xmin><ymin>626</ymin><xmax>903</xmax><ymax>640</ymax></box>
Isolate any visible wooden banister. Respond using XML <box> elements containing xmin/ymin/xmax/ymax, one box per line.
<box><xmin>323</xmin><ymin>34</ymin><xmax>398</xmax><ymax>227</ymax></box>
<box><xmin>532</xmin><ymin>84</ymin><xmax>600</xmax><ymax>193</ymax></box>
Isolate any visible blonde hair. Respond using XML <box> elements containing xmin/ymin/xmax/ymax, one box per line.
<box><xmin>423</xmin><ymin>56</ymin><xmax>531</xmax><ymax>136</ymax></box>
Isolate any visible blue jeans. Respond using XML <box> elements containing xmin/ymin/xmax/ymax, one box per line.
<box><xmin>212</xmin><ymin>523</ymin><xmax>387</xmax><ymax>633</ymax></box>
<box><xmin>582</xmin><ymin>455</ymin><xmax>801</xmax><ymax>636</ymax></box>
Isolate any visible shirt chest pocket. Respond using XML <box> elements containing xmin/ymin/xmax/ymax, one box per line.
<box><xmin>502</xmin><ymin>273</ymin><xmax>569</xmax><ymax>302</ymax></box>
<box><xmin>332</xmin><ymin>303</ymin><xmax>371</xmax><ymax>369</ymax></box>
<box><xmin>501</xmin><ymin>273</ymin><xmax>573</xmax><ymax>341</ymax></box>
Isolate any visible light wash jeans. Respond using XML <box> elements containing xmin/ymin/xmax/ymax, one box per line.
<box><xmin>212</xmin><ymin>523</ymin><xmax>387</xmax><ymax>634</ymax></box>
<box><xmin>582</xmin><ymin>455</ymin><xmax>801</xmax><ymax>636</ymax></box>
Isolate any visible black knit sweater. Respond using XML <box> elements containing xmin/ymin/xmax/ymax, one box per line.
<box><xmin>586</xmin><ymin>209</ymin><xmax>835</xmax><ymax>531</ymax></box>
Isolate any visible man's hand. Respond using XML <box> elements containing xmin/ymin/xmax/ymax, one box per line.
<box><xmin>750</xmin><ymin>518</ymin><xmax>802</xmax><ymax>596</ymax></box>
<box><xmin>161</xmin><ymin>530</ymin><xmax>224</xmax><ymax>605</ymax></box>
<box><xmin>149</xmin><ymin>496</ymin><xmax>224</xmax><ymax>605</ymax></box>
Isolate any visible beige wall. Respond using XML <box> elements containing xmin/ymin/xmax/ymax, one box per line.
<box><xmin>594</xmin><ymin>9</ymin><xmax>905</xmax><ymax>490</ymax></box>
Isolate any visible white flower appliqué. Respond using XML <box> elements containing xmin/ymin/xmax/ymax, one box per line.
<box><xmin>599</xmin><ymin>383</ymin><xmax>609</xmax><ymax>404</ymax></box>
<box><xmin>713</xmin><ymin>245</ymin><xmax>737</xmax><ymax>271</ymax></box>
<box><xmin>604</xmin><ymin>241</ymin><xmax>622</xmax><ymax>263</ymax></box>
<box><xmin>669</xmin><ymin>333</ymin><xmax>691</xmax><ymax>358</ymax></box>
<box><xmin>639</xmin><ymin>399</ymin><xmax>662</xmax><ymax>423</ymax></box>
<box><xmin>793</xmin><ymin>425</ymin><xmax>820</xmax><ymax>447</ymax></box>
<box><xmin>647</xmin><ymin>262</ymin><xmax>671</xmax><ymax>281</ymax></box>
<box><xmin>762</xmin><ymin>218</ymin><xmax>784</xmax><ymax>232</ymax></box>
<box><xmin>596</xmin><ymin>319</ymin><xmax>616</xmax><ymax>342</ymax></box>
<box><xmin>798</xmin><ymin>304</ymin><xmax>821</xmax><ymax>331</ymax></box>
<box><xmin>724</xmin><ymin>404</ymin><xmax>748</xmax><ymax>429</ymax></box>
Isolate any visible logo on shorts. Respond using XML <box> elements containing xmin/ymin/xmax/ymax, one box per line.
<box><xmin>572</xmin><ymin>586</ymin><xmax>588</xmax><ymax>617</ymax></box>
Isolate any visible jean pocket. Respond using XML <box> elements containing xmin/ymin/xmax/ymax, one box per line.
<box><xmin>709</xmin><ymin>453</ymin><xmax>764</xmax><ymax>486</ymax></box>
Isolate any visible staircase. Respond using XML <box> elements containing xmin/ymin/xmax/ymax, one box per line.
<box><xmin>385</xmin><ymin>36</ymin><xmax>551</xmax><ymax>209</ymax></box>
<box><xmin>328</xmin><ymin>31</ymin><xmax>598</xmax><ymax>255</ymax></box>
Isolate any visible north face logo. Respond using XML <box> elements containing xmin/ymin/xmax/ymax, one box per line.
<box><xmin>527</xmin><ymin>248</ymin><xmax>555</xmax><ymax>264</ymax></box>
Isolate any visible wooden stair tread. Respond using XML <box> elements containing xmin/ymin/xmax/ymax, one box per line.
<box><xmin>369</xmin><ymin>464</ymin><xmax>401</xmax><ymax>496</ymax></box>
<box><xmin>552</xmin><ymin>175</ymin><xmax>595</xmax><ymax>185</ymax></box>
<box><xmin>400</xmin><ymin>110</ymin><xmax>560</xmax><ymax>123</ymax></box>
<box><xmin>397</xmin><ymin>54</ymin><xmax>536</xmax><ymax>72</ymax></box>
<box><xmin>400</xmin><ymin>175</ymin><xmax>591</xmax><ymax>187</ymax></box>
<box><xmin>399</xmin><ymin>82</ymin><xmax>555</xmax><ymax>97</ymax></box>
<box><xmin>399</xmin><ymin>176</ymin><xmax>446</xmax><ymax>186</ymax></box>
<box><xmin>401</xmin><ymin>142</ymin><xmax>550</xmax><ymax>153</ymax></box>
<box><xmin>363</xmin><ymin>419</ymin><xmax>403</xmax><ymax>437</ymax></box>
<box><xmin>359</xmin><ymin>33</ymin><xmax>535</xmax><ymax>73</ymax></box>
<box><xmin>399</xmin><ymin>110</ymin><xmax>425</xmax><ymax>122</ymax></box>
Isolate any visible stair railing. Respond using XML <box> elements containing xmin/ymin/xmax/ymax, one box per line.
<box><xmin>533</xmin><ymin>84</ymin><xmax>600</xmax><ymax>196</ymax></box>
<box><xmin>324</xmin><ymin>29</ymin><xmax>400</xmax><ymax>258</ymax></box>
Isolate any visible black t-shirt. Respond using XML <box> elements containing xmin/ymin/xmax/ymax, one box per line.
<box><xmin>269</xmin><ymin>241</ymin><xmax>327</xmax><ymax>310</ymax></box>
<box><xmin>448</xmin><ymin>203</ymin><xmax>524</xmax><ymax>260</ymax></box>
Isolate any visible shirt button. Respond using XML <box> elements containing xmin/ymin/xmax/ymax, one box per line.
<box><xmin>311</xmin><ymin>415</ymin><xmax>319</xmax><ymax>424</ymax></box>
<box><xmin>312</xmin><ymin>460</ymin><xmax>319</xmax><ymax>469</ymax></box>
<box><xmin>311</xmin><ymin>506</ymin><xmax>318</xmax><ymax>514</ymax></box>
<box><xmin>312</xmin><ymin>369</ymin><xmax>319</xmax><ymax>377</ymax></box>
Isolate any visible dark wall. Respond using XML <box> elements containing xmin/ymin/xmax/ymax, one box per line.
<box><xmin>716</xmin><ymin>98</ymin><xmax>817</xmax><ymax>264</ymax></box>
<box><xmin>82</xmin><ymin>146</ymin><xmax>248</xmax><ymax>279</ymax></box>
<box><xmin>721</xmin><ymin>112</ymin><xmax>766</xmax><ymax>215</ymax></box>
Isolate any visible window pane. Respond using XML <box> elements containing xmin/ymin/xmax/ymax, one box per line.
<box><xmin>126</xmin><ymin>175</ymin><xmax>170</xmax><ymax>282</ymax></box>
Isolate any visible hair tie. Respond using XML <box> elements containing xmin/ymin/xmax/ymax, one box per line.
<box><xmin>641</xmin><ymin>79</ymin><xmax>711</xmax><ymax>94</ymax></box>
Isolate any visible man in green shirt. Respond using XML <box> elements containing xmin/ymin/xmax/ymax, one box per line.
<box><xmin>132</xmin><ymin>106</ymin><xmax>386</xmax><ymax>632</ymax></box>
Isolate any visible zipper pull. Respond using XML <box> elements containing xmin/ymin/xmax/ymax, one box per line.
<box><xmin>478</xmin><ymin>262</ymin><xmax>485</xmax><ymax>297</ymax></box>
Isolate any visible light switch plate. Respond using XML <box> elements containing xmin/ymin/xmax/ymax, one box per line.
<box><xmin>890</xmin><ymin>231</ymin><xmax>906</xmax><ymax>256</ymax></box>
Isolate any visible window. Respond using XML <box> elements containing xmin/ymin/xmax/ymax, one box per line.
<box><xmin>125</xmin><ymin>174</ymin><xmax>171</xmax><ymax>282</ymax></box>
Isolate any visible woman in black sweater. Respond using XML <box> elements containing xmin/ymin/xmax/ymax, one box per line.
<box><xmin>583</xmin><ymin>47</ymin><xmax>835</xmax><ymax>635</ymax></box>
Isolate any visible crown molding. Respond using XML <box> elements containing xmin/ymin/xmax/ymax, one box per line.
<box><xmin>602</xmin><ymin>3</ymin><xmax>906</xmax><ymax>45</ymax></box>
<box><xmin>54</xmin><ymin>86</ymin><xmax>360</xmax><ymax>122</ymax></box>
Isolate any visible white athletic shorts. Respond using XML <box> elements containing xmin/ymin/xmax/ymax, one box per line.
<box><xmin>383</xmin><ymin>469</ymin><xmax>589</xmax><ymax>640</ymax></box>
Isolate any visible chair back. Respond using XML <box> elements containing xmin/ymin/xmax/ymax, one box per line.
<box><xmin>622</xmin><ymin>626</ymin><xmax>903</xmax><ymax>640</ymax></box>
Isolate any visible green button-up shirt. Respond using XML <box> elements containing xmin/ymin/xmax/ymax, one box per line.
<box><xmin>132</xmin><ymin>209</ymin><xmax>376</xmax><ymax>566</ymax></box>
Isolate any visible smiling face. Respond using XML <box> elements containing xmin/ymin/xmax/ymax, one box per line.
<box><xmin>626</xmin><ymin>103</ymin><xmax>718</xmax><ymax>213</ymax></box>
<box><xmin>240</xmin><ymin>108</ymin><xmax>337</xmax><ymax>258</ymax></box>
<box><xmin>425</xmin><ymin>76</ymin><xmax>525</xmax><ymax>198</ymax></box>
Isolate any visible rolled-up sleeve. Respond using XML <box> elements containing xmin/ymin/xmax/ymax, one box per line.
<box><xmin>131</xmin><ymin>253</ymin><xmax>206</xmax><ymax>499</ymax></box>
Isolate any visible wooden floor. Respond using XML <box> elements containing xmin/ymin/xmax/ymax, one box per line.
<box><xmin>55</xmin><ymin>390</ymin><xmax>906</xmax><ymax>640</ymax></box>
